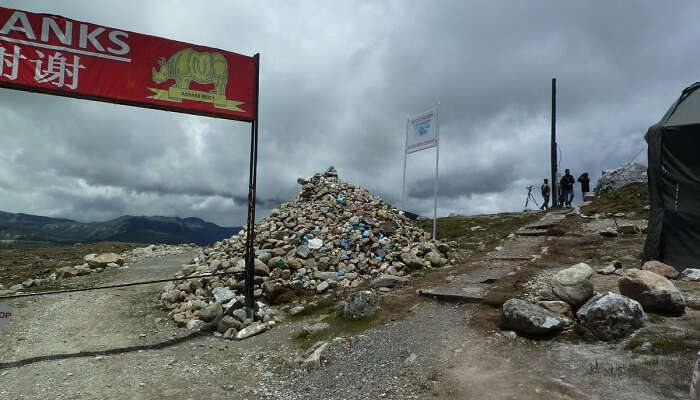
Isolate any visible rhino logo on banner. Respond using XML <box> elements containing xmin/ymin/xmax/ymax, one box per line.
<box><xmin>148</xmin><ymin>48</ymin><xmax>245</xmax><ymax>112</ymax></box>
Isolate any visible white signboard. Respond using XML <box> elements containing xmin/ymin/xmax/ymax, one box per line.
<box><xmin>0</xmin><ymin>303</ymin><xmax>11</xmax><ymax>327</ymax></box>
<box><xmin>402</xmin><ymin>105</ymin><xmax>441</xmax><ymax>239</ymax></box>
<box><xmin>406</xmin><ymin>109</ymin><xmax>438</xmax><ymax>154</ymax></box>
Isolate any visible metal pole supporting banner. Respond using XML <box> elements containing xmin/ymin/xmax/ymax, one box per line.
<box><xmin>402</xmin><ymin>116</ymin><xmax>409</xmax><ymax>211</ymax></box>
<box><xmin>432</xmin><ymin>106</ymin><xmax>440</xmax><ymax>240</ymax></box>
<box><xmin>551</xmin><ymin>78</ymin><xmax>557</xmax><ymax>208</ymax></box>
<box><xmin>244</xmin><ymin>53</ymin><xmax>260</xmax><ymax>319</ymax></box>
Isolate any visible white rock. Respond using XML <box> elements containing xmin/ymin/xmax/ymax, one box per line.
<box><xmin>236</xmin><ymin>322</ymin><xmax>268</xmax><ymax>340</ymax></box>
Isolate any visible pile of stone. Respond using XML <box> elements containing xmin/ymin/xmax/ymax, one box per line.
<box><xmin>52</xmin><ymin>252</ymin><xmax>127</xmax><ymax>280</ymax></box>
<box><xmin>123</xmin><ymin>244</ymin><xmax>200</xmax><ymax>262</ymax></box>
<box><xmin>159</xmin><ymin>167</ymin><xmax>451</xmax><ymax>339</ymax></box>
<box><xmin>503</xmin><ymin>261</ymin><xmax>689</xmax><ymax>341</ymax></box>
<box><xmin>593</xmin><ymin>162</ymin><xmax>647</xmax><ymax>195</ymax></box>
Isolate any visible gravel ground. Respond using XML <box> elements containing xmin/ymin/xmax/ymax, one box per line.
<box><xmin>1</xmin><ymin>210</ymin><xmax>697</xmax><ymax>399</ymax></box>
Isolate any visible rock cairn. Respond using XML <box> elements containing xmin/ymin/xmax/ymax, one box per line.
<box><xmin>160</xmin><ymin>167</ymin><xmax>451</xmax><ymax>338</ymax></box>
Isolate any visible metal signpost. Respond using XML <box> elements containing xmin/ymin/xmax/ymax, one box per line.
<box><xmin>0</xmin><ymin>6</ymin><xmax>260</xmax><ymax>317</ymax></box>
<box><xmin>402</xmin><ymin>106</ymin><xmax>440</xmax><ymax>239</ymax></box>
<box><xmin>551</xmin><ymin>78</ymin><xmax>558</xmax><ymax>208</ymax></box>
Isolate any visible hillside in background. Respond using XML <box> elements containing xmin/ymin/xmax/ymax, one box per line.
<box><xmin>0</xmin><ymin>211</ymin><xmax>239</xmax><ymax>245</ymax></box>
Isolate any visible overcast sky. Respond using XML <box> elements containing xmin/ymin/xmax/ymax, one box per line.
<box><xmin>0</xmin><ymin>1</ymin><xmax>695</xmax><ymax>227</ymax></box>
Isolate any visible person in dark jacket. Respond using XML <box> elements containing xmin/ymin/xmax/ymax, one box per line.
<box><xmin>578</xmin><ymin>172</ymin><xmax>590</xmax><ymax>198</ymax></box>
<box><xmin>540</xmin><ymin>179</ymin><xmax>550</xmax><ymax>210</ymax></box>
<box><xmin>560</xmin><ymin>169</ymin><xmax>575</xmax><ymax>207</ymax></box>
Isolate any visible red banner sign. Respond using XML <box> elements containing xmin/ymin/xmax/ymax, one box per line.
<box><xmin>0</xmin><ymin>7</ymin><xmax>257</xmax><ymax>121</ymax></box>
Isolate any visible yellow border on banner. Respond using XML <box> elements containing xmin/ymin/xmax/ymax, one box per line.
<box><xmin>147</xmin><ymin>87</ymin><xmax>245</xmax><ymax>112</ymax></box>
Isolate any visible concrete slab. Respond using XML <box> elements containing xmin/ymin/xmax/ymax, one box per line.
<box><xmin>418</xmin><ymin>285</ymin><xmax>486</xmax><ymax>304</ymax></box>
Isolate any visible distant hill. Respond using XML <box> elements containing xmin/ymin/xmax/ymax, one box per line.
<box><xmin>0</xmin><ymin>211</ymin><xmax>240</xmax><ymax>246</ymax></box>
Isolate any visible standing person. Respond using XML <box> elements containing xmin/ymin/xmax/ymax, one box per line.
<box><xmin>578</xmin><ymin>172</ymin><xmax>590</xmax><ymax>198</ymax></box>
<box><xmin>540</xmin><ymin>179</ymin><xmax>550</xmax><ymax>210</ymax></box>
<box><xmin>560</xmin><ymin>169</ymin><xmax>575</xmax><ymax>207</ymax></box>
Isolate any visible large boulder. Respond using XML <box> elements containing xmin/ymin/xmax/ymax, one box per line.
<box><xmin>618</xmin><ymin>269</ymin><xmax>685</xmax><ymax>315</ymax></box>
<box><xmin>86</xmin><ymin>253</ymin><xmax>125</xmax><ymax>268</ymax></box>
<box><xmin>576</xmin><ymin>292</ymin><xmax>646</xmax><ymax>341</ymax></box>
<box><xmin>551</xmin><ymin>263</ymin><xmax>595</xmax><ymax>307</ymax></box>
<box><xmin>344</xmin><ymin>290</ymin><xmax>379</xmax><ymax>319</ymax></box>
<box><xmin>501</xmin><ymin>299</ymin><xmax>571</xmax><ymax>335</ymax></box>
<box><xmin>641</xmin><ymin>261</ymin><xmax>679</xmax><ymax>279</ymax></box>
<box><xmin>593</xmin><ymin>162</ymin><xmax>647</xmax><ymax>195</ymax></box>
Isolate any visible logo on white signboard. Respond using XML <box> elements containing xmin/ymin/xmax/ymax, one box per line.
<box><xmin>0</xmin><ymin>303</ymin><xmax>11</xmax><ymax>327</ymax></box>
<box><xmin>406</xmin><ymin>109</ymin><xmax>438</xmax><ymax>154</ymax></box>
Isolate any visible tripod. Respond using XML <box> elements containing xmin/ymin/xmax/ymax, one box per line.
<box><xmin>524</xmin><ymin>186</ymin><xmax>540</xmax><ymax>209</ymax></box>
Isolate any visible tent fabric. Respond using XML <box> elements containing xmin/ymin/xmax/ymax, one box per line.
<box><xmin>643</xmin><ymin>82</ymin><xmax>700</xmax><ymax>271</ymax></box>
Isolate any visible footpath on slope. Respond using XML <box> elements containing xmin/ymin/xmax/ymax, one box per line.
<box><xmin>417</xmin><ymin>209</ymin><xmax>569</xmax><ymax>305</ymax></box>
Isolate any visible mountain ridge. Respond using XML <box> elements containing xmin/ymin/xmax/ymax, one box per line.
<box><xmin>0</xmin><ymin>210</ymin><xmax>239</xmax><ymax>246</ymax></box>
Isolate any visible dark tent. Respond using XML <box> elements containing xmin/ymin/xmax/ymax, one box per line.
<box><xmin>643</xmin><ymin>82</ymin><xmax>700</xmax><ymax>271</ymax></box>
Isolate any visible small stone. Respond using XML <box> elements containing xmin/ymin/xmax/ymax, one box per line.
<box><xmin>303</xmin><ymin>322</ymin><xmax>330</xmax><ymax>336</ymax></box>
<box><xmin>404</xmin><ymin>353</ymin><xmax>418</xmax><ymax>364</ymax></box>
<box><xmin>254</xmin><ymin>259</ymin><xmax>270</xmax><ymax>276</ymax></box>
<box><xmin>344</xmin><ymin>290</ymin><xmax>379</xmax><ymax>319</ymax></box>
<box><xmin>289</xmin><ymin>306</ymin><xmax>305</xmax><ymax>316</ymax></box>
<box><xmin>370</xmin><ymin>274</ymin><xmax>409</xmax><ymax>288</ymax></box>
<box><xmin>679</xmin><ymin>268</ymin><xmax>700</xmax><ymax>282</ymax></box>
<box><xmin>316</xmin><ymin>281</ymin><xmax>330</xmax><ymax>294</ymax></box>
<box><xmin>296</xmin><ymin>245</ymin><xmax>311</xmax><ymax>259</ymax></box>
<box><xmin>617</xmin><ymin>225</ymin><xmax>640</xmax><ymax>234</ymax></box>
<box><xmin>186</xmin><ymin>319</ymin><xmax>205</xmax><ymax>331</ymax></box>
<box><xmin>231</xmin><ymin>308</ymin><xmax>248</xmax><ymax>322</ymax></box>
<box><xmin>685</xmin><ymin>295</ymin><xmax>700</xmax><ymax>310</ymax></box>
<box><xmin>596</xmin><ymin>265</ymin><xmax>616</xmax><ymax>275</ymax></box>
<box><xmin>236</xmin><ymin>322</ymin><xmax>268</xmax><ymax>340</ymax></box>
<box><xmin>425</xmin><ymin>251</ymin><xmax>441</xmax><ymax>267</ymax></box>
<box><xmin>400</xmin><ymin>252</ymin><xmax>424</xmax><ymax>270</ymax></box>
<box><xmin>198</xmin><ymin>303</ymin><xmax>223</xmax><ymax>322</ymax></box>
<box><xmin>599</xmin><ymin>229</ymin><xmax>618</xmax><ymax>238</ymax></box>
<box><xmin>302</xmin><ymin>341</ymin><xmax>329</xmax><ymax>370</ymax></box>
<box><xmin>502</xmin><ymin>331</ymin><xmax>518</xmax><ymax>339</ymax></box>
<box><xmin>536</xmin><ymin>300</ymin><xmax>573</xmax><ymax>319</ymax></box>
<box><xmin>217</xmin><ymin>316</ymin><xmax>241</xmax><ymax>333</ymax></box>
<box><xmin>86</xmin><ymin>253</ymin><xmax>125</xmax><ymax>267</ymax></box>
<box><xmin>56</xmin><ymin>266</ymin><xmax>78</xmax><ymax>279</ymax></box>
<box><xmin>212</xmin><ymin>287</ymin><xmax>235</xmax><ymax>303</ymax></box>
<box><xmin>308</xmin><ymin>238</ymin><xmax>323</xmax><ymax>249</ymax></box>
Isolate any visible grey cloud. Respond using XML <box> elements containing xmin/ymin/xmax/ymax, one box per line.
<box><xmin>0</xmin><ymin>1</ymin><xmax>688</xmax><ymax>226</ymax></box>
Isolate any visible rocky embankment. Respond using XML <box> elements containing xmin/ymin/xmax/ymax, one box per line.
<box><xmin>159</xmin><ymin>167</ymin><xmax>452</xmax><ymax>340</ymax></box>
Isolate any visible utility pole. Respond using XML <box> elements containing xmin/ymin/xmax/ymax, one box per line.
<box><xmin>551</xmin><ymin>78</ymin><xmax>557</xmax><ymax>208</ymax></box>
